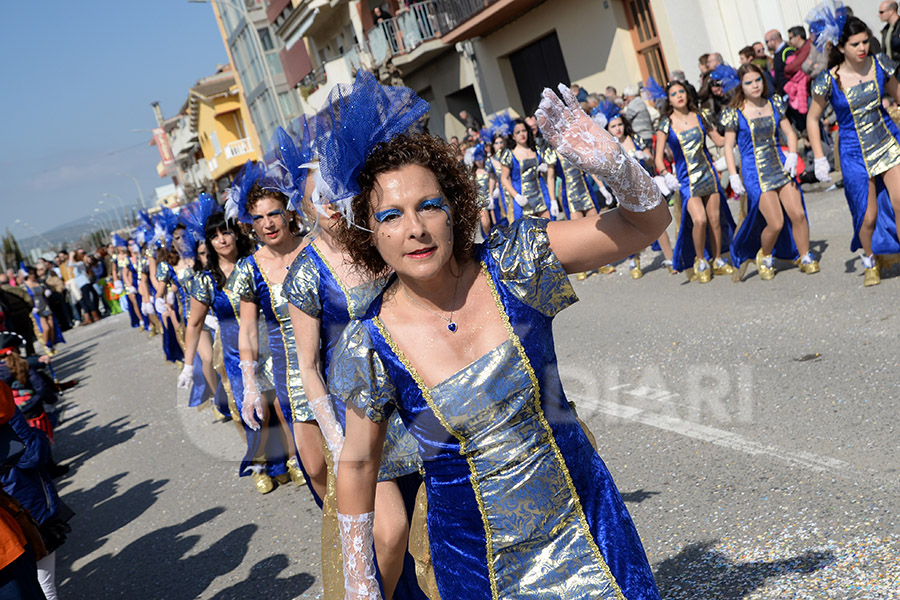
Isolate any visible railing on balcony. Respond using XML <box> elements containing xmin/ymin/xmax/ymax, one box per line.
<box><xmin>224</xmin><ymin>137</ymin><xmax>254</xmax><ymax>160</ymax></box>
<box><xmin>367</xmin><ymin>1</ymin><xmax>444</xmax><ymax>66</ymax></box>
<box><xmin>431</xmin><ymin>0</ymin><xmax>499</xmax><ymax>31</ymax></box>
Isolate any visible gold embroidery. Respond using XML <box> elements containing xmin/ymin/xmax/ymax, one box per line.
<box><xmin>257</xmin><ymin>258</ymin><xmax>300</xmax><ymax>422</ymax></box>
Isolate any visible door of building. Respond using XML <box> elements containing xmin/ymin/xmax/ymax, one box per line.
<box><xmin>509</xmin><ymin>32</ymin><xmax>570</xmax><ymax>117</ymax></box>
<box><xmin>623</xmin><ymin>0</ymin><xmax>668</xmax><ymax>83</ymax></box>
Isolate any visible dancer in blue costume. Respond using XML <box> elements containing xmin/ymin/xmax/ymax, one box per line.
<box><xmin>331</xmin><ymin>84</ymin><xmax>668</xmax><ymax>600</ymax></box>
<box><xmin>282</xmin><ymin>78</ymin><xmax>427</xmax><ymax>600</ymax></box>
<box><xmin>132</xmin><ymin>230</ymin><xmax>165</xmax><ymax>338</ymax></box>
<box><xmin>723</xmin><ymin>62</ymin><xmax>819</xmax><ymax>281</ymax></box>
<box><xmin>22</xmin><ymin>268</ymin><xmax>64</xmax><ymax>354</ymax></box>
<box><xmin>654</xmin><ymin>80</ymin><xmax>736</xmax><ymax>282</ymax></box>
<box><xmin>143</xmin><ymin>213</ymin><xmax>184</xmax><ymax>366</ymax></box>
<box><xmin>226</xmin><ymin>161</ymin><xmax>322</xmax><ymax>502</ymax></box>
<box><xmin>807</xmin><ymin>6</ymin><xmax>900</xmax><ymax>286</ymax></box>
<box><xmin>466</xmin><ymin>143</ymin><xmax>495</xmax><ymax>237</ymax></box>
<box><xmin>180</xmin><ymin>199</ymin><xmax>289</xmax><ymax>494</ymax></box>
<box><xmin>499</xmin><ymin>118</ymin><xmax>560</xmax><ymax>221</ymax></box>
<box><xmin>486</xmin><ymin>114</ymin><xmax>515</xmax><ymax>228</ymax></box>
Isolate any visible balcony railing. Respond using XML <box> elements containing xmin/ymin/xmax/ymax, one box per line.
<box><xmin>224</xmin><ymin>137</ymin><xmax>254</xmax><ymax>160</ymax></box>
<box><xmin>367</xmin><ymin>1</ymin><xmax>443</xmax><ymax>65</ymax></box>
<box><xmin>431</xmin><ymin>0</ymin><xmax>499</xmax><ymax>31</ymax></box>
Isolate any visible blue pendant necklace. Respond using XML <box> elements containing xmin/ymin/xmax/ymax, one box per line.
<box><xmin>402</xmin><ymin>272</ymin><xmax>461</xmax><ymax>333</ymax></box>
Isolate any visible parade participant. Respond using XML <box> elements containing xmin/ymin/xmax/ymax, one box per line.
<box><xmin>226</xmin><ymin>161</ymin><xmax>321</xmax><ymax>501</ymax></box>
<box><xmin>723</xmin><ymin>63</ymin><xmax>819</xmax><ymax>280</ymax></box>
<box><xmin>499</xmin><ymin>118</ymin><xmax>560</xmax><ymax>220</ymax></box>
<box><xmin>655</xmin><ymin>79</ymin><xmax>736</xmax><ymax>281</ymax></box>
<box><xmin>112</xmin><ymin>235</ymin><xmax>142</xmax><ymax>329</ymax></box>
<box><xmin>67</xmin><ymin>250</ymin><xmax>100</xmax><ymax>325</ymax></box>
<box><xmin>598</xmin><ymin>98</ymin><xmax>675</xmax><ymax>278</ymax></box>
<box><xmin>465</xmin><ymin>143</ymin><xmax>495</xmax><ymax>237</ymax></box>
<box><xmin>179</xmin><ymin>197</ymin><xmax>288</xmax><ymax>493</ymax></box>
<box><xmin>487</xmin><ymin>114</ymin><xmax>515</xmax><ymax>227</ymax></box>
<box><xmin>22</xmin><ymin>269</ymin><xmax>63</xmax><ymax>355</ymax></box>
<box><xmin>143</xmin><ymin>213</ymin><xmax>184</xmax><ymax>365</ymax></box>
<box><xmin>129</xmin><ymin>232</ymin><xmax>161</xmax><ymax>337</ymax></box>
<box><xmin>807</xmin><ymin>6</ymin><xmax>900</xmax><ymax>286</ymax></box>
<box><xmin>331</xmin><ymin>83</ymin><xmax>667</xmax><ymax>600</ymax></box>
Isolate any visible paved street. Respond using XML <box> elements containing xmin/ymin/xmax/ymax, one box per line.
<box><xmin>50</xmin><ymin>184</ymin><xmax>898</xmax><ymax>599</ymax></box>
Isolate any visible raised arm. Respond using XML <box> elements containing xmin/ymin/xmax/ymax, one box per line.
<box><xmin>536</xmin><ymin>84</ymin><xmax>671</xmax><ymax>272</ymax></box>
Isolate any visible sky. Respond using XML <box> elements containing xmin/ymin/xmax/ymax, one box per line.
<box><xmin>0</xmin><ymin>1</ymin><xmax>228</xmax><ymax>240</ymax></box>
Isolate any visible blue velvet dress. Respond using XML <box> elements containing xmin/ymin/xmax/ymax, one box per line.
<box><xmin>488</xmin><ymin>158</ymin><xmax>510</xmax><ymax>228</ymax></box>
<box><xmin>130</xmin><ymin>256</ymin><xmax>151</xmax><ymax>331</ymax></box>
<box><xmin>722</xmin><ymin>97</ymin><xmax>807</xmax><ymax>266</ymax></box>
<box><xmin>499</xmin><ymin>147</ymin><xmax>558</xmax><ymax>221</ymax></box>
<box><xmin>811</xmin><ymin>53</ymin><xmax>900</xmax><ymax>254</ymax></box>
<box><xmin>283</xmin><ymin>242</ymin><xmax>425</xmax><ymax>600</ymax></box>
<box><xmin>331</xmin><ymin>219</ymin><xmax>660</xmax><ymax>600</ymax></box>
<box><xmin>658</xmin><ymin>113</ymin><xmax>736</xmax><ymax>271</ymax></box>
<box><xmin>119</xmin><ymin>256</ymin><xmax>141</xmax><ymax>329</ymax></box>
<box><xmin>192</xmin><ymin>270</ymin><xmax>286</xmax><ymax>479</ymax></box>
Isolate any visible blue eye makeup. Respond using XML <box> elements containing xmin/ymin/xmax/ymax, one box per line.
<box><xmin>420</xmin><ymin>196</ymin><xmax>450</xmax><ymax>218</ymax></box>
<box><xmin>374</xmin><ymin>208</ymin><xmax>403</xmax><ymax>223</ymax></box>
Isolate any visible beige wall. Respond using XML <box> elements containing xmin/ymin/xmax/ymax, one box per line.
<box><xmin>404</xmin><ymin>49</ymin><xmax>477</xmax><ymax>140</ymax></box>
<box><xmin>473</xmin><ymin>0</ymin><xmax>643</xmax><ymax>116</ymax></box>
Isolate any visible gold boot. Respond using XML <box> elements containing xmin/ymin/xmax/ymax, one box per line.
<box><xmin>597</xmin><ymin>265</ymin><xmax>616</xmax><ymax>274</ymax></box>
<box><xmin>863</xmin><ymin>256</ymin><xmax>881</xmax><ymax>287</ymax></box>
<box><xmin>712</xmin><ymin>257</ymin><xmax>734</xmax><ymax>276</ymax></box>
<box><xmin>286</xmin><ymin>456</ymin><xmax>306</xmax><ymax>486</ymax></box>
<box><xmin>629</xmin><ymin>257</ymin><xmax>643</xmax><ymax>279</ymax></box>
<box><xmin>575</xmin><ymin>271</ymin><xmax>588</xmax><ymax>281</ymax></box>
<box><xmin>755</xmin><ymin>250</ymin><xmax>775</xmax><ymax>280</ymax></box>
<box><xmin>695</xmin><ymin>258</ymin><xmax>712</xmax><ymax>283</ymax></box>
<box><xmin>795</xmin><ymin>254</ymin><xmax>820</xmax><ymax>274</ymax></box>
<box><xmin>252</xmin><ymin>470</ymin><xmax>275</xmax><ymax>494</ymax></box>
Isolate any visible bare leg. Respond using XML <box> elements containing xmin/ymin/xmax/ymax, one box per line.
<box><xmin>705</xmin><ymin>193</ymin><xmax>723</xmax><ymax>259</ymax></box>
<box><xmin>657</xmin><ymin>231</ymin><xmax>674</xmax><ymax>261</ymax></box>
<box><xmin>778</xmin><ymin>183</ymin><xmax>810</xmax><ymax>256</ymax></box>
<box><xmin>757</xmin><ymin>190</ymin><xmax>785</xmax><ymax>256</ymax></box>
<box><xmin>858</xmin><ymin>180</ymin><xmax>878</xmax><ymax>256</ymax></box>
<box><xmin>878</xmin><ymin>164</ymin><xmax>900</xmax><ymax>244</ymax></box>
<box><xmin>291</xmin><ymin>419</ymin><xmax>327</xmax><ymax>501</ymax></box>
<box><xmin>685</xmin><ymin>196</ymin><xmax>708</xmax><ymax>258</ymax></box>
<box><xmin>373</xmin><ymin>480</ymin><xmax>410</xmax><ymax>600</ymax></box>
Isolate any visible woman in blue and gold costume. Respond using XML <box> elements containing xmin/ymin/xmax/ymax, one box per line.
<box><xmin>133</xmin><ymin>228</ymin><xmax>165</xmax><ymax>338</ymax></box>
<box><xmin>226</xmin><ymin>161</ymin><xmax>324</xmax><ymax>503</ymax></box>
<box><xmin>807</xmin><ymin>6</ymin><xmax>900</xmax><ymax>286</ymax></box>
<box><xmin>485</xmin><ymin>115</ymin><xmax>514</xmax><ymax>228</ymax></box>
<box><xmin>499</xmin><ymin>118</ymin><xmax>560</xmax><ymax>221</ymax></box>
<box><xmin>655</xmin><ymin>80</ymin><xmax>736</xmax><ymax>282</ymax></box>
<box><xmin>179</xmin><ymin>196</ymin><xmax>289</xmax><ymax>494</ymax></box>
<box><xmin>466</xmin><ymin>143</ymin><xmax>495</xmax><ymax>237</ymax></box>
<box><xmin>331</xmin><ymin>82</ymin><xmax>667</xmax><ymax>600</ymax></box>
<box><xmin>723</xmin><ymin>63</ymin><xmax>819</xmax><ymax>280</ymax></box>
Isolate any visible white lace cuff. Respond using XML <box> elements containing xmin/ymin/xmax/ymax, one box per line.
<box><xmin>309</xmin><ymin>394</ymin><xmax>344</xmax><ymax>472</ymax></box>
<box><xmin>338</xmin><ymin>511</ymin><xmax>381</xmax><ymax>600</ymax></box>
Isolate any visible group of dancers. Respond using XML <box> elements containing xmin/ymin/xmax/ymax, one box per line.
<box><xmin>101</xmin><ymin>3</ymin><xmax>900</xmax><ymax>598</ymax></box>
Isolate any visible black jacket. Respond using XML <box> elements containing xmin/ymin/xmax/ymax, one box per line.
<box><xmin>882</xmin><ymin>20</ymin><xmax>900</xmax><ymax>61</ymax></box>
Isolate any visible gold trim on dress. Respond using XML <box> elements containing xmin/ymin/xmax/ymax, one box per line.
<box><xmin>257</xmin><ymin>258</ymin><xmax>299</xmax><ymax>422</ymax></box>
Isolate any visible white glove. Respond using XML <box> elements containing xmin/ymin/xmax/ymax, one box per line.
<box><xmin>154</xmin><ymin>297</ymin><xmax>167</xmax><ymax>315</ymax></box>
<box><xmin>784</xmin><ymin>152</ymin><xmax>798</xmax><ymax>178</ymax></box>
<box><xmin>177</xmin><ymin>363</ymin><xmax>193</xmax><ymax>389</ymax></box>
<box><xmin>239</xmin><ymin>360</ymin><xmax>264</xmax><ymax>431</ymax></box>
<box><xmin>166</xmin><ymin>290</ymin><xmax>176</xmax><ymax>305</ymax></box>
<box><xmin>535</xmin><ymin>84</ymin><xmax>661</xmax><ymax>212</ymax></box>
<box><xmin>308</xmin><ymin>394</ymin><xmax>344</xmax><ymax>474</ymax></box>
<box><xmin>125</xmin><ymin>285</ymin><xmax>136</xmax><ymax>294</ymax></box>
<box><xmin>814</xmin><ymin>157</ymin><xmax>831</xmax><ymax>182</ymax></box>
<box><xmin>514</xmin><ymin>193</ymin><xmax>528</xmax><ymax>207</ymax></box>
<box><xmin>652</xmin><ymin>175</ymin><xmax>671</xmax><ymax>196</ymax></box>
<box><xmin>43</xmin><ymin>289</ymin><xmax>52</xmax><ymax>298</ymax></box>
<box><xmin>663</xmin><ymin>171</ymin><xmax>680</xmax><ymax>192</ymax></box>
<box><xmin>729</xmin><ymin>174</ymin><xmax>745</xmax><ymax>196</ymax></box>
<box><xmin>141</xmin><ymin>301</ymin><xmax>153</xmax><ymax>316</ymax></box>
<box><xmin>599</xmin><ymin>186</ymin><xmax>614</xmax><ymax>206</ymax></box>
<box><xmin>32</xmin><ymin>308</ymin><xmax>39</xmax><ymax>315</ymax></box>
<box><xmin>491</xmin><ymin>187</ymin><xmax>500</xmax><ymax>200</ymax></box>
<box><xmin>113</xmin><ymin>280</ymin><xmax>124</xmax><ymax>295</ymax></box>
<box><xmin>204</xmin><ymin>314</ymin><xmax>219</xmax><ymax>332</ymax></box>
<box><xmin>548</xmin><ymin>199</ymin><xmax>560</xmax><ymax>218</ymax></box>
<box><xmin>537</xmin><ymin>162</ymin><xmax>549</xmax><ymax>174</ymax></box>
<box><xmin>338</xmin><ymin>511</ymin><xmax>381</xmax><ymax>600</ymax></box>
<box><xmin>714</xmin><ymin>156</ymin><xmax>727</xmax><ymax>172</ymax></box>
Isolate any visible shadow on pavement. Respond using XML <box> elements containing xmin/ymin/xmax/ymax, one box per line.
<box><xmin>51</xmin><ymin>343</ymin><xmax>97</xmax><ymax>381</ymax></box>
<box><xmin>207</xmin><ymin>554</ymin><xmax>316</xmax><ymax>599</ymax></box>
<box><xmin>654</xmin><ymin>540</ymin><xmax>834</xmax><ymax>599</ymax></box>
<box><xmin>621</xmin><ymin>489</ymin><xmax>661</xmax><ymax>504</ymax></box>
<box><xmin>60</xmin><ymin>507</ymin><xmax>260</xmax><ymax>599</ymax></box>
<box><xmin>55</xmin><ymin>411</ymin><xmax>148</xmax><ymax>472</ymax></box>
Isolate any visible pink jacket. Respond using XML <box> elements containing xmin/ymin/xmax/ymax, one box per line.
<box><xmin>784</xmin><ymin>54</ymin><xmax>809</xmax><ymax>114</ymax></box>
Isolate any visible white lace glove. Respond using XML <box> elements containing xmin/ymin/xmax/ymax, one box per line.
<box><xmin>204</xmin><ymin>314</ymin><xmax>219</xmax><ymax>332</ymax></box>
<box><xmin>141</xmin><ymin>301</ymin><xmax>153</xmax><ymax>316</ymax></box>
<box><xmin>783</xmin><ymin>152</ymin><xmax>798</xmax><ymax>177</ymax></box>
<box><xmin>714</xmin><ymin>156</ymin><xmax>727</xmax><ymax>172</ymax></box>
<box><xmin>534</xmin><ymin>85</ymin><xmax>662</xmax><ymax>213</ymax></box>
<box><xmin>548</xmin><ymin>199</ymin><xmax>560</xmax><ymax>218</ymax></box>
<box><xmin>598</xmin><ymin>185</ymin><xmax>614</xmax><ymax>207</ymax></box>
<box><xmin>338</xmin><ymin>511</ymin><xmax>381</xmax><ymax>600</ymax></box>
<box><xmin>514</xmin><ymin>193</ymin><xmax>528</xmax><ymax>207</ymax></box>
<box><xmin>239</xmin><ymin>360</ymin><xmax>264</xmax><ymax>431</ymax></box>
<box><xmin>154</xmin><ymin>297</ymin><xmax>167</xmax><ymax>315</ymax></box>
<box><xmin>663</xmin><ymin>171</ymin><xmax>680</xmax><ymax>191</ymax></box>
<box><xmin>113</xmin><ymin>280</ymin><xmax>124</xmax><ymax>295</ymax></box>
<box><xmin>177</xmin><ymin>363</ymin><xmax>193</xmax><ymax>389</ymax></box>
<box><xmin>308</xmin><ymin>394</ymin><xmax>344</xmax><ymax>474</ymax></box>
<box><xmin>814</xmin><ymin>157</ymin><xmax>831</xmax><ymax>182</ymax></box>
<box><xmin>729</xmin><ymin>174</ymin><xmax>745</xmax><ymax>196</ymax></box>
<box><xmin>492</xmin><ymin>186</ymin><xmax>500</xmax><ymax>200</ymax></box>
<box><xmin>537</xmin><ymin>162</ymin><xmax>549</xmax><ymax>174</ymax></box>
<box><xmin>166</xmin><ymin>290</ymin><xmax>176</xmax><ymax>305</ymax></box>
<box><xmin>126</xmin><ymin>285</ymin><xmax>136</xmax><ymax>295</ymax></box>
<box><xmin>652</xmin><ymin>175</ymin><xmax>671</xmax><ymax>196</ymax></box>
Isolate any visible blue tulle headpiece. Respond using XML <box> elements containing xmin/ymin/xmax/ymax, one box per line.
<box><xmin>593</xmin><ymin>100</ymin><xmax>621</xmax><ymax>124</ymax></box>
<box><xmin>710</xmin><ymin>64</ymin><xmax>740</xmax><ymax>93</ymax></box>
<box><xmin>488</xmin><ymin>112</ymin><xmax>515</xmax><ymax>138</ymax></box>
<box><xmin>179</xmin><ymin>193</ymin><xmax>222</xmax><ymax>253</ymax></box>
<box><xmin>262</xmin><ymin>116</ymin><xmax>316</xmax><ymax>213</ymax></box>
<box><xmin>112</xmin><ymin>233</ymin><xmax>128</xmax><ymax>248</ymax></box>
<box><xmin>464</xmin><ymin>143</ymin><xmax>486</xmax><ymax>168</ymax></box>
<box><xmin>644</xmin><ymin>76</ymin><xmax>667</xmax><ymax>102</ymax></box>
<box><xmin>133</xmin><ymin>225</ymin><xmax>151</xmax><ymax>249</ymax></box>
<box><xmin>138</xmin><ymin>210</ymin><xmax>154</xmax><ymax>231</ymax></box>
<box><xmin>224</xmin><ymin>160</ymin><xmax>266</xmax><ymax>224</ymax></box>
<box><xmin>315</xmin><ymin>70</ymin><xmax>429</xmax><ymax>223</ymax></box>
<box><xmin>150</xmin><ymin>208</ymin><xmax>179</xmax><ymax>250</ymax></box>
<box><xmin>807</xmin><ymin>0</ymin><xmax>848</xmax><ymax>52</ymax></box>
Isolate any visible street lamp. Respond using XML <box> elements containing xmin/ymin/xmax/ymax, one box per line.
<box><xmin>93</xmin><ymin>208</ymin><xmax>115</xmax><ymax>232</ymax></box>
<box><xmin>97</xmin><ymin>200</ymin><xmax>123</xmax><ymax>230</ymax></box>
<box><xmin>103</xmin><ymin>193</ymin><xmax>129</xmax><ymax>227</ymax></box>
<box><xmin>188</xmin><ymin>0</ymin><xmax>288</xmax><ymax>130</ymax></box>
<box><xmin>12</xmin><ymin>219</ymin><xmax>53</xmax><ymax>247</ymax></box>
<box><xmin>117</xmin><ymin>173</ymin><xmax>146</xmax><ymax>209</ymax></box>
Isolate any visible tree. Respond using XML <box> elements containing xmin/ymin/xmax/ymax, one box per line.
<box><xmin>2</xmin><ymin>229</ymin><xmax>23</xmax><ymax>269</ymax></box>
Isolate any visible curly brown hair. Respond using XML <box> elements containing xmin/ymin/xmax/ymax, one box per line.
<box><xmin>243</xmin><ymin>184</ymin><xmax>301</xmax><ymax>237</ymax></box>
<box><xmin>335</xmin><ymin>133</ymin><xmax>481</xmax><ymax>277</ymax></box>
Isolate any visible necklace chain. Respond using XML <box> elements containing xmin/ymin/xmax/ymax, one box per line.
<box><xmin>402</xmin><ymin>270</ymin><xmax>462</xmax><ymax>333</ymax></box>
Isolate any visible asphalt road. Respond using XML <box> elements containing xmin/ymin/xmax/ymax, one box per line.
<box><xmin>50</xmin><ymin>184</ymin><xmax>898</xmax><ymax>599</ymax></box>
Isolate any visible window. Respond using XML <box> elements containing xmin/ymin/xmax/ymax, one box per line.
<box><xmin>210</xmin><ymin>131</ymin><xmax>222</xmax><ymax>156</ymax></box>
<box><xmin>258</xmin><ymin>27</ymin><xmax>274</xmax><ymax>51</ymax></box>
